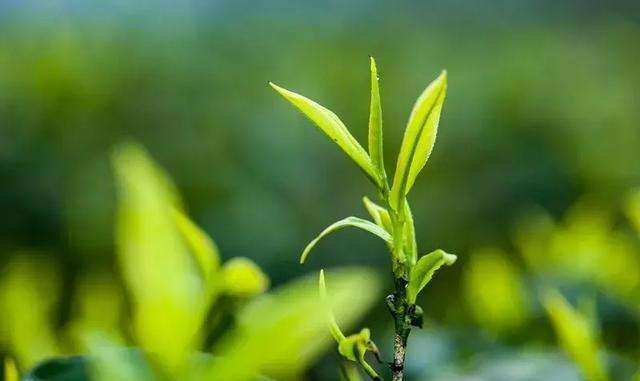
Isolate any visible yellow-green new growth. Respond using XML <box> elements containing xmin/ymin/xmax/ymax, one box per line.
<box><xmin>543</xmin><ymin>290</ymin><xmax>609</xmax><ymax>381</ymax></box>
<box><xmin>271</xmin><ymin>58</ymin><xmax>453</xmax><ymax>381</ymax></box>
<box><xmin>319</xmin><ymin>270</ymin><xmax>382</xmax><ymax>381</ymax></box>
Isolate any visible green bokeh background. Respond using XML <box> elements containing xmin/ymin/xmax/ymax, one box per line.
<box><xmin>2</xmin><ymin>1</ymin><xmax>640</xmax><ymax>380</ymax></box>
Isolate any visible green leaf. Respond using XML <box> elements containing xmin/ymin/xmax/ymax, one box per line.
<box><xmin>5</xmin><ymin>358</ymin><xmax>19</xmax><ymax>381</ymax></box>
<box><xmin>367</xmin><ymin>57</ymin><xmax>385</xmax><ymax>180</ymax></box>
<box><xmin>626</xmin><ymin>189</ymin><xmax>640</xmax><ymax>233</ymax></box>
<box><xmin>362</xmin><ymin>196</ymin><xmax>392</xmax><ymax>235</ymax></box>
<box><xmin>112</xmin><ymin>143</ymin><xmax>208</xmax><ymax>373</ymax></box>
<box><xmin>543</xmin><ymin>290</ymin><xmax>609</xmax><ymax>381</ymax></box>
<box><xmin>0</xmin><ymin>257</ymin><xmax>62</xmax><ymax>367</ymax></box>
<box><xmin>319</xmin><ymin>270</ymin><xmax>346</xmax><ymax>343</ymax></box>
<box><xmin>462</xmin><ymin>247</ymin><xmax>527</xmax><ymax>334</ymax></box>
<box><xmin>201</xmin><ymin>268</ymin><xmax>380</xmax><ymax>381</ymax></box>
<box><xmin>269</xmin><ymin>82</ymin><xmax>381</xmax><ymax>187</ymax></box>
<box><xmin>390</xmin><ymin>71</ymin><xmax>447</xmax><ymax>210</ymax></box>
<box><xmin>300</xmin><ymin>217</ymin><xmax>392</xmax><ymax>264</ymax></box>
<box><xmin>172</xmin><ymin>208</ymin><xmax>220</xmax><ymax>283</ymax></box>
<box><xmin>222</xmin><ymin>257</ymin><xmax>269</xmax><ymax>297</ymax></box>
<box><xmin>407</xmin><ymin>249</ymin><xmax>456</xmax><ymax>303</ymax></box>
<box><xmin>403</xmin><ymin>200</ymin><xmax>417</xmax><ymax>266</ymax></box>
<box><xmin>338</xmin><ymin>329</ymin><xmax>369</xmax><ymax>362</ymax></box>
<box><xmin>319</xmin><ymin>271</ymin><xmax>381</xmax><ymax>380</ymax></box>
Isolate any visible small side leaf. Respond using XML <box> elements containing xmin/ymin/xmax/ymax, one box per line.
<box><xmin>403</xmin><ymin>200</ymin><xmax>418</xmax><ymax>266</ymax></box>
<box><xmin>319</xmin><ymin>270</ymin><xmax>346</xmax><ymax>343</ymax></box>
<box><xmin>270</xmin><ymin>82</ymin><xmax>381</xmax><ymax>187</ymax></box>
<box><xmin>362</xmin><ymin>196</ymin><xmax>393</xmax><ymax>234</ymax></box>
<box><xmin>390</xmin><ymin>71</ymin><xmax>447</xmax><ymax>210</ymax></box>
<box><xmin>407</xmin><ymin>249</ymin><xmax>456</xmax><ymax>303</ymax></box>
<box><xmin>300</xmin><ymin>217</ymin><xmax>392</xmax><ymax>264</ymax></box>
<box><xmin>367</xmin><ymin>57</ymin><xmax>385</xmax><ymax>180</ymax></box>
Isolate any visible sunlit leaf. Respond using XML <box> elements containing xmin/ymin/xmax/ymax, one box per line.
<box><xmin>300</xmin><ymin>217</ymin><xmax>392</xmax><ymax>264</ymax></box>
<box><xmin>463</xmin><ymin>248</ymin><xmax>528</xmax><ymax>334</ymax></box>
<box><xmin>5</xmin><ymin>358</ymin><xmax>18</xmax><ymax>381</ymax></box>
<box><xmin>0</xmin><ymin>256</ymin><xmax>61</xmax><ymax>367</ymax></box>
<box><xmin>367</xmin><ymin>57</ymin><xmax>385</xmax><ymax>180</ymax></box>
<box><xmin>626</xmin><ymin>189</ymin><xmax>640</xmax><ymax>233</ymax></box>
<box><xmin>403</xmin><ymin>200</ymin><xmax>418</xmax><ymax>266</ymax></box>
<box><xmin>269</xmin><ymin>82</ymin><xmax>381</xmax><ymax>187</ymax></box>
<box><xmin>319</xmin><ymin>270</ymin><xmax>346</xmax><ymax>343</ymax></box>
<box><xmin>200</xmin><ymin>268</ymin><xmax>380</xmax><ymax>381</ymax></box>
<box><xmin>172</xmin><ymin>208</ymin><xmax>220</xmax><ymax>283</ymax></box>
<box><xmin>222</xmin><ymin>257</ymin><xmax>269</xmax><ymax>297</ymax></box>
<box><xmin>407</xmin><ymin>249</ymin><xmax>456</xmax><ymax>303</ymax></box>
<box><xmin>112</xmin><ymin>143</ymin><xmax>207</xmax><ymax>373</ymax></box>
<box><xmin>543</xmin><ymin>290</ymin><xmax>609</xmax><ymax>381</ymax></box>
<box><xmin>319</xmin><ymin>271</ymin><xmax>381</xmax><ymax>380</ymax></box>
<box><xmin>362</xmin><ymin>196</ymin><xmax>392</xmax><ymax>234</ymax></box>
<box><xmin>390</xmin><ymin>71</ymin><xmax>447</xmax><ymax>210</ymax></box>
<box><xmin>65</xmin><ymin>272</ymin><xmax>124</xmax><ymax>350</ymax></box>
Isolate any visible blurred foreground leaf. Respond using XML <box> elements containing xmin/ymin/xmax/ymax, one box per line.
<box><xmin>0</xmin><ymin>256</ymin><xmax>61</xmax><ymax>367</ymax></box>
<box><xmin>463</xmin><ymin>248</ymin><xmax>528</xmax><ymax>334</ymax></box>
<box><xmin>112</xmin><ymin>143</ymin><xmax>208</xmax><ymax>373</ymax></box>
<box><xmin>543</xmin><ymin>290</ymin><xmax>608</xmax><ymax>381</ymax></box>
<box><xmin>200</xmin><ymin>268</ymin><xmax>380</xmax><ymax>381</ymax></box>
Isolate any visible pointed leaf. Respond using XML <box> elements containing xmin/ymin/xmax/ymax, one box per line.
<box><xmin>407</xmin><ymin>249</ymin><xmax>456</xmax><ymax>303</ymax></box>
<box><xmin>390</xmin><ymin>71</ymin><xmax>447</xmax><ymax>209</ymax></box>
<box><xmin>403</xmin><ymin>200</ymin><xmax>417</xmax><ymax>266</ymax></box>
<box><xmin>543</xmin><ymin>290</ymin><xmax>609</xmax><ymax>381</ymax></box>
<box><xmin>300</xmin><ymin>217</ymin><xmax>392</xmax><ymax>264</ymax></box>
<box><xmin>319</xmin><ymin>270</ymin><xmax>346</xmax><ymax>343</ymax></box>
<box><xmin>270</xmin><ymin>82</ymin><xmax>381</xmax><ymax>187</ymax></box>
<box><xmin>367</xmin><ymin>57</ymin><xmax>385</xmax><ymax>180</ymax></box>
<box><xmin>172</xmin><ymin>208</ymin><xmax>220</xmax><ymax>282</ymax></box>
<box><xmin>362</xmin><ymin>196</ymin><xmax>392</xmax><ymax>234</ymax></box>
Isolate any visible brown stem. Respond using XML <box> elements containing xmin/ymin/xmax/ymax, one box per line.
<box><xmin>392</xmin><ymin>334</ymin><xmax>406</xmax><ymax>381</ymax></box>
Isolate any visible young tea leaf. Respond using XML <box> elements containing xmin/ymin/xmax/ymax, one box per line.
<box><xmin>390</xmin><ymin>71</ymin><xmax>447</xmax><ymax>210</ymax></box>
<box><xmin>300</xmin><ymin>217</ymin><xmax>392</xmax><ymax>264</ymax></box>
<box><xmin>367</xmin><ymin>57</ymin><xmax>385</xmax><ymax>181</ymax></box>
<box><xmin>319</xmin><ymin>270</ymin><xmax>346</xmax><ymax>343</ymax></box>
<box><xmin>362</xmin><ymin>196</ymin><xmax>393</xmax><ymax>235</ymax></box>
<box><xmin>403</xmin><ymin>200</ymin><xmax>418</xmax><ymax>266</ymax></box>
<box><xmin>269</xmin><ymin>82</ymin><xmax>381</xmax><ymax>188</ymax></box>
<box><xmin>407</xmin><ymin>249</ymin><xmax>456</xmax><ymax>303</ymax></box>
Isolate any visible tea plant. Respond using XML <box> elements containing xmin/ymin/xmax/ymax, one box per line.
<box><xmin>270</xmin><ymin>57</ymin><xmax>455</xmax><ymax>381</ymax></box>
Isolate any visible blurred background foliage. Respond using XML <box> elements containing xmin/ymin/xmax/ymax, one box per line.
<box><xmin>1</xmin><ymin>1</ymin><xmax>640</xmax><ymax>380</ymax></box>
